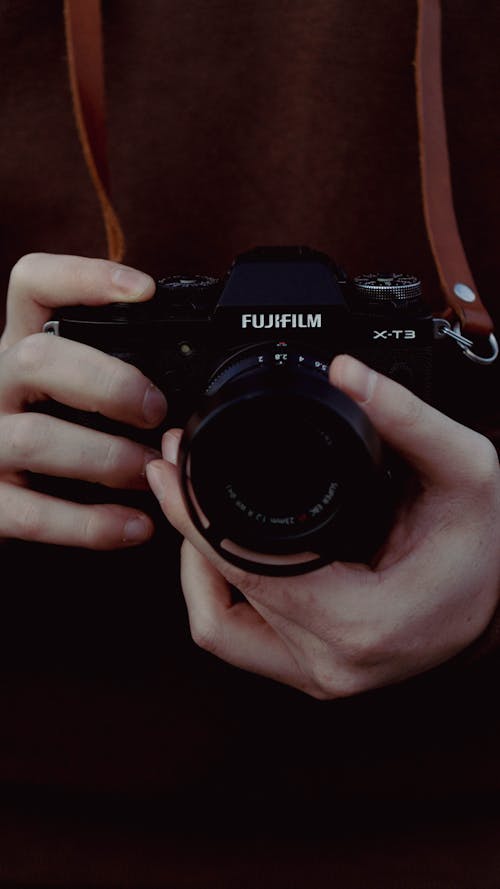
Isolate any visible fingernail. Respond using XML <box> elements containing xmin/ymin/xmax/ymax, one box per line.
<box><xmin>146</xmin><ymin>461</ymin><xmax>167</xmax><ymax>500</ymax></box>
<box><xmin>141</xmin><ymin>448</ymin><xmax>162</xmax><ymax>477</ymax></box>
<box><xmin>162</xmin><ymin>430</ymin><xmax>180</xmax><ymax>465</ymax></box>
<box><xmin>111</xmin><ymin>265</ymin><xmax>155</xmax><ymax>299</ymax></box>
<box><xmin>143</xmin><ymin>384</ymin><xmax>167</xmax><ymax>425</ymax></box>
<box><xmin>122</xmin><ymin>514</ymin><xmax>151</xmax><ymax>543</ymax></box>
<box><xmin>337</xmin><ymin>355</ymin><xmax>377</xmax><ymax>404</ymax></box>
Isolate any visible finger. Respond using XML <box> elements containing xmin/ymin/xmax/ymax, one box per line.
<box><xmin>150</xmin><ymin>429</ymin><xmax>264</xmax><ymax>592</ymax></box>
<box><xmin>0</xmin><ymin>482</ymin><xmax>154</xmax><ymax>548</ymax></box>
<box><xmin>180</xmin><ymin>540</ymin><xmax>313</xmax><ymax>693</ymax></box>
<box><xmin>0</xmin><ymin>413</ymin><xmax>160</xmax><ymax>489</ymax></box>
<box><xmin>146</xmin><ymin>450</ymin><xmax>276</xmax><ymax>602</ymax></box>
<box><xmin>0</xmin><ymin>333</ymin><xmax>166</xmax><ymax>428</ymax></box>
<box><xmin>146</xmin><ymin>454</ymin><xmax>238</xmax><ymax>575</ymax></box>
<box><xmin>155</xmin><ymin>429</ymin><xmax>320</xmax><ymax>591</ymax></box>
<box><xmin>2</xmin><ymin>253</ymin><xmax>155</xmax><ymax>347</ymax></box>
<box><xmin>330</xmin><ymin>354</ymin><xmax>490</xmax><ymax>487</ymax></box>
<box><xmin>146</xmin><ymin>445</ymin><xmax>375</xmax><ymax>631</ymax></box>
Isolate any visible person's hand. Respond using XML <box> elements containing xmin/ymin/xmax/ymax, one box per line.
<box><xmin>0</xmin><ymin>253</ymin><xmax>167</xmax><ymax>548</ymax></box>
<box><xmin>146</xmin><ymin>355</ymin><xmax>500</xmax><ymax>698</ymax></box>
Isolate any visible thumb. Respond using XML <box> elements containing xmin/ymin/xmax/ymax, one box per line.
<box><xmin>330</xmin><ymin>354</ymin><xmax>485</xmax><ymax>487</ymax></box>
<box><xmin>2</xmin><ymin>253</ymin><xmax>155</xmax><ymax>346</ymax></box>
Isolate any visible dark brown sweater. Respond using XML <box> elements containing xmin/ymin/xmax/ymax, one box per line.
<box><xmin>1</xmin><ymin>1</ymin><xmax>499</xmax><ymax>312</ymax></box>
<box><xmin>1</xmin><ymin>2</ymin><xmax>500</xmax><ymax>885</ymax></box>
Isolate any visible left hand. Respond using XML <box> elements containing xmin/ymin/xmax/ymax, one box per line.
<box><xmin>146</xmin><ymin>355</ymin><xmax>500</xmax><ymax>699</ymax></box>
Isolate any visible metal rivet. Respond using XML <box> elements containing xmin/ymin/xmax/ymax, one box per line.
<box><xmin>454</xmin><ymin>283</ymin><xmax>476</xmax><ymax>303</ymax></box>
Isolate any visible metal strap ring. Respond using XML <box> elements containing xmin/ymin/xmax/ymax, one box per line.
<box><xmin>453</xmin><ymin>324</ymin><xmax>499</xmax><ymax>365</ymax></box>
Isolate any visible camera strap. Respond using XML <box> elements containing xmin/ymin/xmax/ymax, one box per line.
<box><xmin>415</xmin><ymin>0</ymin><xmax>497</xmax><ymax>363</ymax></box>
<box><xmin>63</xmin><ymin>0</ymin><xmax>125</xmax><ymax>264</ymax></box>
<box><xmin>63</xmin><ymin>0</ymin><xmax>497</xmax><ymax>361</ymax></box>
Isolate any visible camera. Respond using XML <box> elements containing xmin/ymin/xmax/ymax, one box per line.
<box><xmin>42</xmin><ymin>246</ymin><xmax>447</xmax><ymax>575</ymax></box>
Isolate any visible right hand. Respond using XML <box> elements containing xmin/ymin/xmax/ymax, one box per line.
<box><xmin>0</xmin><ymin>253</ymin><xmax>167</xmax><ymax>548</ymax></box>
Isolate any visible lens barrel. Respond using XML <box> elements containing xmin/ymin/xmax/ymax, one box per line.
<box><xmin>179</xmin><ymin>343</ymin><xmax>391</xmax><ymax>575</ymax></box>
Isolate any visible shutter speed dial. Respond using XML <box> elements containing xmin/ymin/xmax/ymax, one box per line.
<box><xmin>353</xmin><ymin>273</ymin><xmax>422</xmax><ymax>311</ymax></box>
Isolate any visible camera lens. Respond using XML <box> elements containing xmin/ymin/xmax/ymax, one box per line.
<box><xmin>188</xmin><ymin>396</ymin><xmax>341</xmax><ymax>541</ymax></box>
<box><xmin>179</xmin><ymin>343</ymin><xmax>390</xmax><ymax>575</ymax></box>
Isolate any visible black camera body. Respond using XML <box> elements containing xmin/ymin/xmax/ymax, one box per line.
<box><xmin>46</xmin><ymin>246</ymin><xmax>435</xmax><ymax>425</ymax></box>
<box><xmin>43</xmin><ymin>246</ymin><xmax>442</xmax><ymax>575</ymax></box>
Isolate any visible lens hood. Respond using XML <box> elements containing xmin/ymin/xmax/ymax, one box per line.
<box><xmin>179</xmin><ymin>365</ymin><xmax>391</xmax><ymax>576</ymax></box>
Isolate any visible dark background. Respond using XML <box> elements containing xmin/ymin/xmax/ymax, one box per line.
<box><xmin>0</xmin><ymin>1</ymin><xmax>499</xmax><ymax>885</ymax></box>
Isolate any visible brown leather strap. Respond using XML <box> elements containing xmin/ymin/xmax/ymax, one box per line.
<box><xmin>63</xmin><ymin>0</ymin><xmax>125</xmax><ymax>262</ymax></box>
<box><xmin>415</xmin><ymin>0</ymin><xmax>494</xmax><ymax>337</ymax></box>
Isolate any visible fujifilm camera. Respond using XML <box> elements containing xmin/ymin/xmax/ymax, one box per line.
<box><xmin>42</xmin><ymin>246</ymin><xmax>453</xmax><ymax>575</ymax></box>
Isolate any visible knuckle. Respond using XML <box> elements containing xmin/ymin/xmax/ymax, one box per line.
<box><xmin>334</xmin><ymin>621</ymin><xmax>391</xmax><ymax>671</ymax></box>
<box><xmin>469</xmin><ymin>436</ymin><xmax>500</xmax><ymax>489</ymax></box>
<box><xmin>8</xmin><ymin>413</ymin><xmax>51</xmax><ymax>462</ymax></box>
<box><xmin>69</xmin><ymin>256</ymin><xmax>92</xmax><ymax>289</ymax></box>
<box><xmin>11</xmin><ymin>333</ymin><xmax>51</xmax><ymax>375</ymax></box>
<box><xmin>101</xmin><ymin>437</ymin><xmax>127</xmax><ymax>481</ymax></box>
<box><xmin>81</xmin><ymin>512</ymin><xmax>100</xmax><ymax>548</ymax></box>
<box><xmin>190</xmin><ymin>616</ymin><xmax>221</xmax><ymax>655</ymax></box>
<box><xmin>103</xmin><ymin>358</ymin><xmax>141</xmax><ymax>406</ymax></box>
<box><xmin>81</xmin><ymin>506</ymin><xmax>117</xmax><ymax>549</ymax></box>
<box><xmin>307</xmin><ymin>661</ymin><xmax>367</xmax><ymax>700</ymax></box>
<box><xmin>305</xmin><ymin>683</ymin><xmax>333</xmax><ymax>701</ymax></box>
<box><xmin>16</xmin><ymin>500</ymin><xmax>43</xmax><ymax>540</ymax></box>
<box><xmin>307</xmin><ymin>661</ymin><xmax>338</xmax><ymax>698</ymax></box>
<box><xmin>8</xmin><ymin>253</ymin><xmax>45</xmax><ymax>291</ymax></box>
<box><xmin>298</xmin><ymin>636</ymin><xmax>375</xmax><ymax>699</ymax></box>
<box><xmin>310</xmin><ymin>689</ymin><xmax>333</xmax><ymax>701</ymax></box>
<box><xmin>68</xmin><ymin>256</ymin><xmax>109</xmax><ymax>300</ymax></box>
